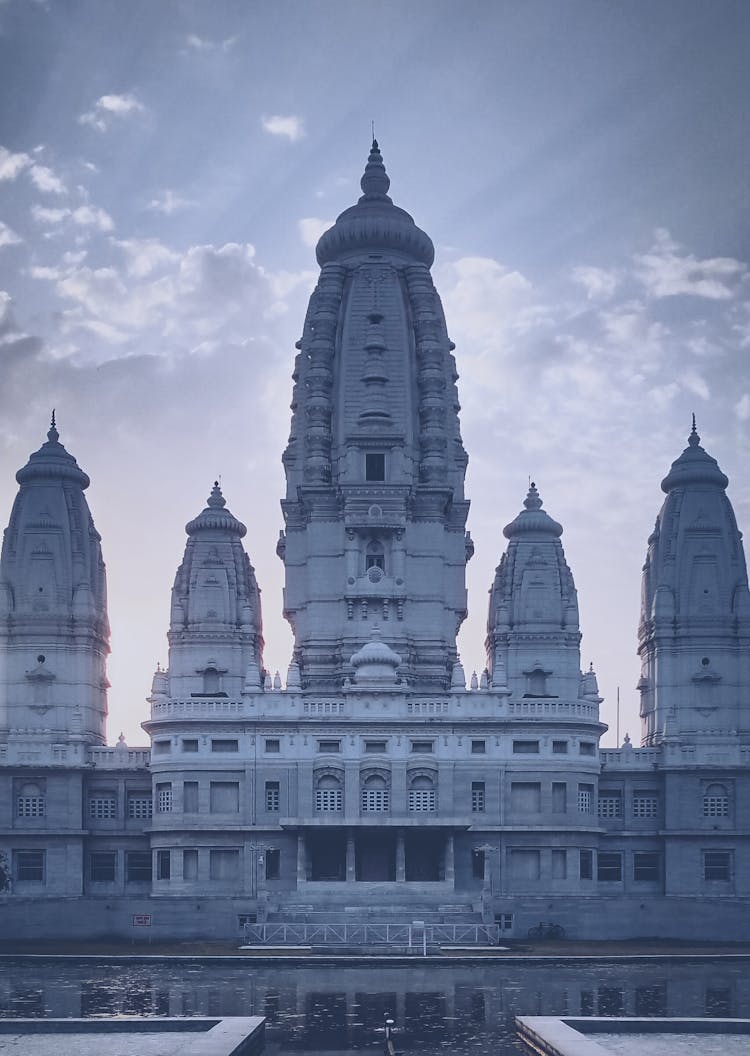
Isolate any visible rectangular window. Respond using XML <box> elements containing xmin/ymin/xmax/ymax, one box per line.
<box><xmin>597</xmin><ymin>851</ymin><xmax>623</xmax><ymax>882</ymax></box>
<box><xmin>317</xmin><ymin>739</ymin><xmax>341</xmax><ymax>753</ymax></box>
<box><xmin>156</xmin><ymin>849</ymin><xmax>171</xmax><ymax>880</ymax></box>
<box><xmin>633</xmin><ymin>792</ymin><xmax>659</xmax><ymax>818</ymax></box>
<box><xmin>633</xmin><ymin>851</ymin><xmax>660</xmax><ymax>882</ymax></box>
<box><xmin>513</xmin><ymin>740</ymin><xmax>539</xmax><ymax>754</ymax></box>
<box><xmin>156</xmin><ymin>783</ymin><xmax>172</xmax><ymax>813</ymax></box>
<box><xmin>552</xmin><ymin>782</ymin><xmax>567</xmax><ymax>813</ymax></box>
<box><xmin>598</xmin><ymin>792</ymin><xmax>623</xmax><ymax>819</ymax></box>
<box><xmin>364</xmin><ymin>740</ymin><xmax>387</xmax><ymax>753</ymax></box>
<box><xmin>315</xmin><ymin>787</ymin><xmax>343</xmax><ymax>812</ymax></box>
<box><xmin>580</xmin><ymin>849</ymin><xmax>593</xmax><ymax>880</ymax></box>
<box><xmin>210</xmin><ymin>781</ymin><xmax>239</xmax><ymax>813</ymax></box>
<box><xmin>578</xmin><ymin>784</ymin><xmax>593</xmax><ymax>814</ymax></box>
<box><xmin>89</xmin><ymin>851</ymin><xmax>116</xmax><ymax>882</ymax></box>
<box><xmin>265</xmin><ymin>781</ymin><xmax>280</xmax><ymax>812</ymax></box>
<box><xmin>127</xmin><ymin>794</ymin><xmax>153</xmax><ymax>819</ymax></box>
<box><xmin>471</xmin><ymin>781</ymin><xmax>485</xmax><ymax>813</ymax></box>
<box><xmin>152</xmin><ymin>740</ymin><xmax>170</xmax><ymax>755</ymax></box>
<box><xmin>126</xmin><ymin>851</ymin><xmax>152</xmax><ymax>883</ymax></box>
<box><xmin>211</xmin><ymin>739</ymin><xmax>239</xmax><ymax>753</ymax></box>
<box><xmin>471</xmin><ymin>848</ymin><xmax>485</xmax><ymax>880</ymax></box>
<box><xmin>365</xmin><ymin>452</ymin><xmax>385</xmax><ymax>481</ymax></box>
<box><xmin>497</xmin><ymin>913</ymin><xmax>514</xmax><ymax>931</ymax></box>
<box><xmin>410</xmin><ymin>740</ymin><xmax>434</xmax><ymax>754</ymax></box>
<box><xmin>182</xmin><ymin>738</ymin><xmax>199</xmax><ymax>753</ymax></box>
<box><xmin>89</xmin><ymin>795</ymin><xmax>116</xmax><ymax>820</ymax></box>
<box><xmin>579</xmin><ymin>741</ymin><xmax>596</xmax><ymax>756</ymax></box>
<box><xmin>17</xmin><ymin>796</ymin><xmax>44</xmax><ymax>818</ymax></box>
<box><xmin>551</xmin><ymin>849</ymin><xmax>567</xmax><ymax>880</ymax></box>
<box><xmin>511</xmin><ymin>782</ymin><xmax>541</xmax><ymax>812</ymax></box>
<box><xmin>408</xmin><ymin>788</ymin><xmax>437</xmax><ymax>812</ymax></box>
<box><xmin>209</xmin><ymin>848</ymin><xmax>240</xmax><ymax>881</ymax></box>
<box><xmin>703</xmin><ymin>850</ymin><xmax>732</xmax><ymax>882</ymax></box>
<box><xmin>183</xmin><ymin>781</ymin><xmax>199</xmax><ymax>813</ymax></box>
<box><xmin>703</xmin><ymin>795</ymin><xmax>729</xmax><ymax>818</ymax></box>
<box><xmin>183</xmin><ymin>849</ymin><xmax>198</xmax><ymax>880</ymax></box>
<box><xmin>265</xmin><ymin>848</ymin><xmax>280</xmax><ymax>880</ymax></box>
<box><xmin>552</xmin><ymin>740</ymin><xmax>568</xmax><ymax>755</ymax></box>
<box><xmin>265</xmin><ymin>738</ymin><xmax>280</xmax><ymax>753</ymax></box>
<box><xmin>14</xmin><ymin>850</ymin><xmax>44</xmax><ymax>882</ymax></box>
<box><xmin>510</xmin><ymin>849</ymin><xmax>540</xmax><ymax>880</ymax></box>
<box><xmin>471</xmin><ymin>739</ymin><xmax>486</xmax><ymax>754</ymax></box>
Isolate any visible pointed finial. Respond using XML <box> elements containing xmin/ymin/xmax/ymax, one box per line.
<box><xmin>47</xmin><ymin>408</ymin><xmax>59</xmax><ymax>444</ymax></box>
<box><xmin>360</xmin><ymin>137</ymin><xmax>390</xmax><ymax>199</ymax></box>
<box><xmin>524</xmin><ymin>481</ymin><xmax>542</xmax><ymax>511</ymax></box>
<box><xmin>207</xmin><ymin>481</ymin><xmax>226</xmax><ymax>509</ymax></box>
<box><xmin>688</xmin><ymin>412</ymin><xmax>700</xmax><ymax>448</ymax></box>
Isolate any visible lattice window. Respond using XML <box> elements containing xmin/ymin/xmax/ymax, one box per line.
<box><xmin>89</xmin><ymin>796</ymin><xmax>116</xmax><ymax>820</ymax></box>
<box><xmin>703</xmin><ymin>784</ymin><xmax>729</xmax><ymax>817</ymax></box>
<box><xmin>361</xmin><ymin>774</ymin><xmax>389</xmax><ymax>813</ymax></box>
<box><xmin>597</xmin><ymin>794</ymin><xmax>622</xmax><ymax>819</ymax></box>
<box><xmin>632</xmin><ymin>794</ymin><xmax>658</xmax><ymax>818</ymax></box>
<box><xmin>156</xmin><ymin>784</ymin><xmax>172</xmax><ymax>813</ymax></box>
<box><xmin>408</xmin><ymin>775</ymin><xmax>436</xmax><ymax>813</ymax></box>
<box><xmin>128</xmin><ymin>795</ymin><xmax>153</xmax><ymax>819</ymax></box>
<box><xmin>471</xmin><ymin>782</ymin><xmax>485</xmax><ymax>813</ymax></box>
<box><xmin>17</xmin><ymin>796</ymin><xmax>45</xmax><ymax>818</ymax></box>
<box><xmin>265</xmin><ymin>781</ymin><xmax>280</xmax><ymax>812</ymax></box>
<box><xmin>577</xmin><ymin>785</ymin><xmax>593</xmax><ymax>814</ymax></box>
<box><xmin>315</xmin><ymin>787</ymin><xmax>343</xmax><ymax>812</ymax></box>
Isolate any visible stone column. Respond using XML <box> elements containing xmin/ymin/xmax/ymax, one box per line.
<box><xmin>445</xmin><ymin>832</ymin><xmax>455</xmax><ymax>886</ymax></box>
<box><xmin>396</xmin><ymin>828</ymin><xmax>406</xmax><ymax>882</ymax></box>
<box><xmin>296</xmin><ymin>831</ymin><xmax>306</xmax><ymax>885</ymax></box>
<box><xmin>346</xmin><ymin>829</ymin><xmax>356</xmax><ymax>882</ymax></box>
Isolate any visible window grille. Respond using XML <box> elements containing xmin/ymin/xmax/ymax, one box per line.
<box><xmin>89</xmin><ymin>796</ymin><xmax>116</xmax><ymax>820</ymax></box>
<box><xmin>632</xmin><ymin>795</ymin><xmax>658</xmax><ymax>818</ymax></box>
<box><xmin>703</xmin><ymin>795</ymin><xmax>729</xmax><ymax>817</ymax></box>
<box><xmin>408</xmin><ymin>788</ymin><xmax>436</xmax><ymax>812</ymax></box>
<box><xmin>128</xmin><ymin>795</ymin><xmax>153</xmax><ymax>819</ymax></box>
<box><xmin>597</xmin><ymin>794</ymin><xmax>622</xmax><ymax>819</ymax></box>
<box><xmin>577</xmin><ymin>786</ymin><xmax>593</xmax><ymax>813</ymax></box>
<box><xmin>315</xmin><ymin>787</ymin><xmax>343</xmax><ymax>812</ymax></box>
<box><xmin>265</xmin><ymin>781</ymin><xmax>280</xmax><ymax>812</ymax></box>
<box><xmin>156</xmin><ymin>784</ymin><xmax>172</xmax><ymax>813</ymax></box>
<box><xmin>17</xmin><ymin>796</ymin><xmax>45</xmax><ymax>818</ymax></box>
<box><xmin>471</xmin><ymin>782</ymin><xmax>485</xmax><ymax>813</ymax></box>
<box><xmin>361</xmin><ymin>784</ymin><xmax>389</xmax><ymax>812</ymax></box>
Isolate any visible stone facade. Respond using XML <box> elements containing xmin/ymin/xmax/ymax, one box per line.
<box><xmin>1</xmin><ymin>144</ymin><xmax>749</xmax><ymax>942</ymax></box>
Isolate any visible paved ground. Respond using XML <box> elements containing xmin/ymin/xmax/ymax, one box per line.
<box><xmin>1</xmin><ymin>939</ymin><xmax>749</xmax><ymax>959</ymax></box>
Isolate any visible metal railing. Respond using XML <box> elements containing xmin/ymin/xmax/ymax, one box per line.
<box><xmin>241</xmin><ymin>921</ymin><xmax>500</xmax><ymax>948</ymax></box>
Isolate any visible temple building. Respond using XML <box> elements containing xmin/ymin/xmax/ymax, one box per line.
<box><xmin>0</xmin><ymin>144</ymin><xmax>748</xmax><ymax>942</ymax></box>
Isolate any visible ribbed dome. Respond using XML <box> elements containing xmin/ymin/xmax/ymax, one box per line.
<box><xmin>316</xmin><ymin>140</ymin><xmax>434</xmax><ymax>267</ymax></box>
<box><xmin>185</xmin><ymin>482</ymin><xmax>247</xmax><ymax>537</ymax></box>
<box><xmin>661</xmin><ymin>418</ymin><xmax>729</xmax><ymax>493</ymax></box>
<box><xmin>15</xmin><ymin>413</ymin><xmax>90</xmax><ymax>489</ymax></box>
<box><xmin>503</xmin><ymin>483</ymin><xmax>563</xmax><ymax>539</ymax></box>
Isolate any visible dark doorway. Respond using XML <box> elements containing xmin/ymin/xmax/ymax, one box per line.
<box><xmin>405</xmin><ymin>831</ymin><xmax>444</xmax><ymax>881</ymax></box>
<box><xmin>309</xmin><ymin>831</ymin><xmax>346</xmax><ymax>881</ymax></box>
<box><xmin>355</xmin><ymin>831</ymin><xmax>396</xmax><ymax>880</ymax></box>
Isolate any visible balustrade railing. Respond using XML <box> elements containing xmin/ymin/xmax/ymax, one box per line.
<box><xmin>241</xmin><ymin>921</ymin><xmax>499</xmax><ymax>948</ymax></box>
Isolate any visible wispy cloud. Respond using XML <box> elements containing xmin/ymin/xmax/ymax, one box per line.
<box><xmin>28</xmin><ymin>164</ymin><xmax>66</xmax><ymax>194</ymax></box>
<box><xmin>0</xmin><ymin>221</ymin><xmax>21</xmax><ymax>248</ymax></box>
<box><xmin>146</xmin><ymin>189</ymin><xmax>196</xmax><ymax>215</ymax></box>
<box><xmin>298</xmin><ymin>217</ymin><xmax>333</xmax><ymax>248</ymax></box>
<box><xmin>78</xmin><ymin>93</ymin><xmax>146</xmax><ymax>132</ymax></box>
<box><xmin>0</xmin><ymin>146</ymin><xmax>31</xmax><ymax>181</ymax></box>
<box><xmin>183</xmin><ymin>32</ymin><xmax>237</xmax><ymax>53</ymax></box>
<box><xmin>571</xmin><ymin>265</ymin><xmax>619</xmax><ymax>301</ymax></box>
<box><xmin>261</xmin><ymin>114</ymin><xmax>305</xmax><ymax>142</ymax></box>
<box><xmin>0</xmin><ymin>146</ymin><xmax>66</xmax><ymax>194</ymax></box>
<box><xmin>635</xmin><ymin>228</ymin><xmax>747</xmax><ymax>300</ymax></box>
<box><xmin>31</xmin><ymin>203</ymin><xmax>114</xmax><ymax>232</ymax></box>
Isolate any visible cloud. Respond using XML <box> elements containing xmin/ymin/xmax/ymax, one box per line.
<box><xmin>635</xmin><ymin>228</ymin><xmax>747</xmax><ymax>300</ymax></box>
<box><xmin>113</xmin><ymin>237</ymin><xmax>179</xmax><ymax>278</ymax></box>
<box><xmin>28</xmin><ymin>164</ymin><xmax>65</xmax><ymax>194</ymax></box>
<box><xmin>261</xmin><ymin>114</ymin><xmax>305</xmax><ymax>142</ymax></box>
<box><xmin>571</xmin><ymin>265</ymin><xmax>618</xmax><ymax>301</ymax></box>
<box><xmin>0</xmin><ymin>221</ymin><xmax>21</xmax><ymax>248</ymax></box>
<box><xmin>0</xmin><ymin>146</ymin><xmax>31</xmax><ymax>181</ymax></box>
<box><xmin>31</xmin><ymin>203</ymin><xmax>113</xmax><ymax>232</ymax></box>
<box><xmin>184</xmin><ymin>32</ymin><xmax>237</xmax><ymax>52</ymax></box>
<box><xmin>78</xmin><ymin>93</ymin><xmax>146</xmax><ymax>132</ymax></box>
<box><xmin>298</xmin><ymin>217</ymin><xmax>333</xmax><ymax>248</ymax></box>
<box><xmin>0</xmin><ymin>146</ymin><xmax>65</xmax><ymax>194</ymax></box>
<box><xmin>737</xmin><ymin>394</ymin><xmax>750</xmax><ymax>421</ymax></box>
<box><xmin>146</xmin><ymin>189</ymin><xmax>196</xmax><ymax>215</ymax></box>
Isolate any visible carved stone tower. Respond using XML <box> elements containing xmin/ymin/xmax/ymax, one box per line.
<box><xmin>638</xmin><ymin>421</ymin><xmax>750</xmax><ymax>746</ymax></box>
<box><xmin>278</xmin><ymin>141</ymin><xmax>471</xmax><ymax>691</ymax></box>
<box><xmin>0</xmin><ymin>416</ymin><xmax>110</xmax><ymax>751</ymax></box>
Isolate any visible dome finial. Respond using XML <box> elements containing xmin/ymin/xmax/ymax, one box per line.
<box><xmin>47</xmin><ymin>408</ymin><xmax>59</xmax><ymax>444</ymax></box>
<box><xmin>360</xmin><ymin>137</ymin><xmax>391</xmax><ymax>199</ymax></box>
<box><xmin>688</xmin><ymin>412</ymin><xmax>700</xmax><ymax>447</ymax></box>
<box><xmin>207</xmin><ymin>480</ymin><xmax>226</xmax><ymax>509</ymax></box>
<box><xmin>524</xmin><ymin>481</ymin><xmax>542</xmax><ymax>511</ymax></box>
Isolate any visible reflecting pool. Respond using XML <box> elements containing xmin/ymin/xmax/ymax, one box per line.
<box><xmin>1</xmin><ymin>959</ymin><xmax>748</xmax><ymax>1055</ymax></box>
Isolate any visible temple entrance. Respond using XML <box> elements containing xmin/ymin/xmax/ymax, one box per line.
<box><xmin>405</xmin><ymin>831</ymin><xmax>444</xmax><ymax>881</ymax></box>
<box><xmin>309</xmin><ymin>831</ymin><xmax>346</xmax><ymax>881</ymax></box>
<box><xmin>355</xmin><ymin>831</ymin><xmax>396</xmax><ymax>880</ymax></box>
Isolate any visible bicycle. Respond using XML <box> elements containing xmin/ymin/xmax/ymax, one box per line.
<box><xmin>527</xmin><ymin>921</ymin><xmax>566</xmax><ymax>940</ymax></box>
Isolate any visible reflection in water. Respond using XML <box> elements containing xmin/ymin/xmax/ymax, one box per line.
<box><xmin>0</xmin><ymin>960</ymin><xmax>748</xmax><ymax>1055</ymax></box>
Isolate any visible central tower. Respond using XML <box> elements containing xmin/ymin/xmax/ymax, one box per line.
<box><xmin>279</xmin><ymin>141</ymin><xmax>471</xmax><ymax>691</ymax></box>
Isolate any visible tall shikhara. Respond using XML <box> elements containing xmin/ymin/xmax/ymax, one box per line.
<box><xmin>279</xmin><ymin>141</ymin><xmax>472</xmax><ymax>692</ymax></box>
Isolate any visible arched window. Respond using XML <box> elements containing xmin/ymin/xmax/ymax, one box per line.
<box><xmin>361</xmin><ymin>773</ymin><xmax>389</xmax><ymax>813</ymax></box>
<box><xmin>17</xmin><ymin>782</ymin><xmax>45</xmax><ymax>818</ymax></box>
<box><xmin>315</xmin><ymin>773</ymin><xmax>343</xmax><ymax>813</ymax></box>
<box><xmin>703</xmin><ymin>783</ymin><xmax>730</xmax><ymax>818</ymax></box>
<box><xmin>365</xmin><ymin>539</ymin><xmax>385</xmax><ymax>572</ymax></box>
<box><xmin>408</xmin><ymin>774</ymin><xmax>437</xmax><ymax>813</ymax></box>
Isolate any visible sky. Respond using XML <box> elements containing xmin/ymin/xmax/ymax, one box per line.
<box><xmin>1</xmin><ymin>0</ymin><xmax>749</xmax><ymax>747</ymax></box>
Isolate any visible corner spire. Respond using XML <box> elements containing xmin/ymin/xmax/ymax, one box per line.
<box><xmin>688</xmin><ymin>412</ymin><xmax>700</xmax><ymax>447</ymax></box>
